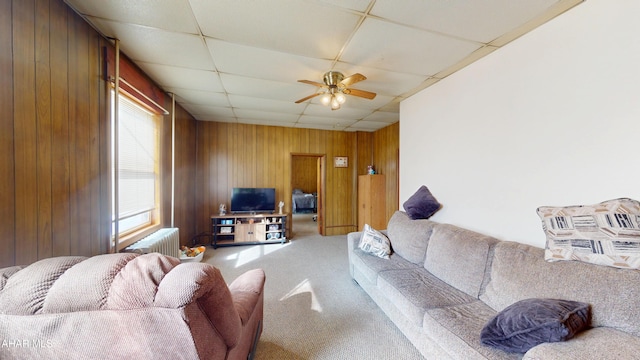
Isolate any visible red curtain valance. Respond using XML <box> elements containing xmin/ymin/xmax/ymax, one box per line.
<box><xmin>103</xmin><ymin>45</ymin><xmax>167</xmax><ymax>114</ymax></box>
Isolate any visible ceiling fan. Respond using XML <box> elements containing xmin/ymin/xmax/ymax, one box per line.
<box><xmin>295</xmin><ymin>71</ymin><xmax>376</xmax><ymax>110</ymax></box>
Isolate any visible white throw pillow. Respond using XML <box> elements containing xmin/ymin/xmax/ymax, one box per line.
<box><xmin>358</xmin><ymin>224</ymin><xmax>391</xmax><ymax>259</ymax></box>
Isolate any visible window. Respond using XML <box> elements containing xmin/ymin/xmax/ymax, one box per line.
<box><xmin>111</xmin><ymin>90</ymin><xmax>160</xmax><ymax>247</ymax></box>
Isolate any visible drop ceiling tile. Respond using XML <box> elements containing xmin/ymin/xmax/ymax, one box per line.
<box><xmin>346</xmin><ymin>120</ymin><xmax>391</xmax><ymax>131</ymax></box>
<box><xmin>137</xmin><ymin>63</ymin><xmax>224</xmax><ymax>93</ymax></box>
<box><xmin>341</xmin><ymin>94</ymin><xmax>396</xmax><ymax>110</ymax></box>
<box><xmin>303</xmin><ymin>103</ymin><xmax>373</xmax><ymax>120</ymax></box>
<box><xmin>220</xmin><ymin>74</ymin><xmax>312</xmax><ymax>102</ymax></box>
<box><xmin>164</xmin><ymin>87</ymin><xmax>229</xmax><ymax>107</ymax></box>
<box><xmin>189</xmin><ymin>0</ymin><xmax>362</xmax><ymax>59</ymax></box>
<box><xmin>64</xmin><ymin>0</ymin><xmax>198</xmax><ymax>34</ymax></box>
<box><xmin>62</xmin><ymin>0</ymin><xmax>583</xmax><ymax>131</ymax></box>
<box><xmin>340</xmin><ymin>17</ymin><xmax>481</xmax><ymax>76</ymax></box>
<box><xmin>206</xmin><ymin>39</ymin><xmax>334</xmax><ymax>83</ymax></box>
<box><xmin>401</xmin><ymin>77</ymin><xmax>443</xmax><ymax>98</ymax></box>
<box><xmin>331</xmin><ymin>63</ymin><xmax>429</xmax><ymax>97</ymax></box>
<box><xmin>362</xmin><ymin>111</ymin><xmax>399</xmax><ymax>124</ymax></box>
<box><xmin>88</xmin><ymin>18</ymin><xmax>214</xmax><ymax>70</ymax></box>
<box><xmin>228</xmin><ymin>95</ymin><xmax>306</xmax><ymax>114</ymax></box>
<box><xmin>314</xmin><ymin>0</ymin><xmax>372</xmax><ymax>12</ymax></box>
<box><xmin>371</xmin><ymin>0</ymin><xmax>559</xmax><ymax>43</ymax></box>
<box><xmin>181</xmin><ymin>104</ymin><xmax>234</xmax><ymax>119</ymax></box>
<box><xmin>378</xmin><ymin>101</ymin><xmax>401</xmax><ymax>113</ymax></box>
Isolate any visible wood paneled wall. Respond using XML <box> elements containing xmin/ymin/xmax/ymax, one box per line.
<box><xmin>1</xmin><ymin>0</ymin><xmax>199</xmax><ymax>267</ymax></box>
<box><xmin>291</xmin><ymin>156</ymin><xmax>318</xmax><ymax>193</ymax></box>
<box><xmin>0</xmin><ymin>0</ymin><xmax>16</xmax><ymax>268</ymax></box>
<box><xmin>195</xmin><ymin>122</ymin><xmax>361</xmax><ymax>236</ymax></box>
<box><xmin>1</xmin><ymin>0</ymin><xmax>109</xmax><ymax>267</ymax></box>
<box><xmin>373</xmin><ymin>122</ymin><xmax>400</xmax><ymax>222</ymax></box>
<box><xmin>194</xmin><ymin>122</ymin><xmax>399</xmax><ymax>236</ymax></box>
<box><xmin>356</xmin><ymin>123</ymin><xmax>399</xmax><ymax>225</ymax></box>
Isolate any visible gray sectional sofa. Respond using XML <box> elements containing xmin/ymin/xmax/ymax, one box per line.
<box><xmin>347</xmin><ymin>211</ymin><xmax>640</xmax><ymax>359</ymax></box>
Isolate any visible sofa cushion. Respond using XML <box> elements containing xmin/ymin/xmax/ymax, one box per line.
<box><xmin>386</xmin><ymin>211</ymin><xmax>435</xmax><ymax>265</ymax></box>
<box><xmin>480</xmin><ymin>241</ymin><xmax>640</xmax><ymax>337</ymax></box>
<box><xmin>0</xmin><ymin>256</ymin><xmax>88</xmax><ymax>315</ymax></box>
<box><xmin>537</xmin><ymin>197</ymin><xmax>640</xmax><ymax>270</ymax></box>
<box><xmin>403</xmin><ymin>185</ymin><xmax>441</xmax><ymax>220</ymax></box>
<box><xmin>522</xmin><ymin>327</ymin><xmax>640</xmax><ymax>360</ymax></box>
<box><xmin>377</xmin><ymin>268</ymin><xmax>476</xmax><ymax>327</ymax></box>
<box><xmin>0</xmin><ymin>265</ymin><xmax>24</xmax><ymax>291</ymax></box>
<box><xmin>349</xmin><ymin>232</ymin><xmax>420</xmax><ymax>285</ymax></box>
<box><xmin>480</xmin><ymin>298</ymin><xmax>591</xmax><ymax>353</ymax></box>
<box><xmin>425</xmin><ymin>224</ymin><xmax>498</xmax><ymax>298</ymax></box>
<box><xmin>423</xmin><ymin>301</ymin><xmax>519</xmax><ymax>360</ymax></box>
<box><xmin>358</xmin><ymin>224</ymin><xmax>392</xmax><ymax>259</ymax></box>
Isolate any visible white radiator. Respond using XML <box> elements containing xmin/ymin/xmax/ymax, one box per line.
<box><xmin>123</xmin><ymin>228</ymin><xmax>180</xmax><ymax>258</ymax></box>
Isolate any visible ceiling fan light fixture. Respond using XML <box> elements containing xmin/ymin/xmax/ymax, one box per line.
<box><xmin>295</xmin><ymin>71</ymin><xmax>376</xmax><ymax>110</ymax></box>
<box><xmin>323</xmin><ymin>71</ymin><xmax>344</xmax><ymax>86</ymax></box>
<box><xmin>320</xmin><ymin>93</ymin><xmax>332</xmax><ymax>106</ymax></box>
<box><xmin>330</xmin><ymin>96</ymin><xmax>341</xmax><ymax>110</ymax></box>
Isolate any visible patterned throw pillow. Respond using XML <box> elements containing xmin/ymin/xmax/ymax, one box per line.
<box><xmin>358</xmin><ymin>224</ymin><xmax>392</xmax><ymax>259</ymax></box>
<box><xmin>537</xmin><ymin>198</ymin><xmax>640</xmax><ymax>270</ymax></box>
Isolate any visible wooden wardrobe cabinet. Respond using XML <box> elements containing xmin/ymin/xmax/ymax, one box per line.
<box><xmin>358</xmin><ymin>174</ymin><xmax>386</xmax><ymax>230</ymax></box>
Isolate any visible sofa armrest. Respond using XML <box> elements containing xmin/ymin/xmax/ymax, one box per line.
<box><xmin>347</xmin><ymin>231</ymin><xmax>363</xmax><ymax>249</ymax></box>
<box><xmin>523</xmin><ymin>327</ymin><xmax>640</xmax><ymax>360</ymax></box>
<box><xmin>228</xmin><ymin>269</ymin><xmax>266</xmax><ymax>326</ymax></box>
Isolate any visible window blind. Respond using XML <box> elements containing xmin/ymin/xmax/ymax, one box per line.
<box><xmin>117</xmin><ymin>93</ymin><xmax>158</xmax><ymax>221</ymax></box>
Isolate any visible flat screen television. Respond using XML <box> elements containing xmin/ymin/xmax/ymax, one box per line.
<box><xmin>230</xmin><ymin>187</ymin><xmax>276</xmax><ymax>214</ymax></box>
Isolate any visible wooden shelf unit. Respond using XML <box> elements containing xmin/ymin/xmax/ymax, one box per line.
<box><xmin>358</xmin><ymin>174</ymin><xmax>386</xmax><ymax>230</ymax></box>
<box><xmin>211</xmin><ymin>213</ymin><xmax>288</xmax><ymax>248</ymax></box>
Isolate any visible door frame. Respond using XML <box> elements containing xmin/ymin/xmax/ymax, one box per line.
<box><xmin>290</xmin><ymin>153</ymin><xmax>326</xmax><ymax>236</ymax></box>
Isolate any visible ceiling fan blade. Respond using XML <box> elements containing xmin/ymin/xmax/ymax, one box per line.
<box><xmin>343</xmin><ymin>88</ymin><xmax>376</xmax><ymax>100</ymax></box>
<box><xmin>295</xmin><ymin>92</ymin><xmax>322</xmax><ymax>104</ymax></box>
<box><xmin>298</xmin><ymin>79</ymin><xmax>327</xmax><ymax>88</ymax></box>
<box><xmin>340</xmin><ymin>73</ymin><xmax>366</xmax><ymax>87</ymax></box>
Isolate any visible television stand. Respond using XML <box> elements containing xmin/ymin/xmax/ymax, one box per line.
<box><xmin>210</xmin><ymin>213</ymin><xmax>290</xmax><ymax>248</ymax></box>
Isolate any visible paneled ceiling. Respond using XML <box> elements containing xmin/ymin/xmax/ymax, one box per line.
<box><xmin>64</xmin><ymin>0</ymin><xmax>582</xmax><ymax>132</ymax></box>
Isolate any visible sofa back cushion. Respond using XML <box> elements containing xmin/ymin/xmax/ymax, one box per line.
<box><xmin>480</xmin><ymin>241</ymin><xmax>640</xmax><ymax>337</ymax></box>
<box><xmin>0</xmin><ymin>253</ymin><xmax>244</xmax><ymax>348</ymax></box>
<box><xmin>425</xmin><ymin>224</ymin><xmax>499</xmax><ymax>298</ymax></box>
<box><xmin>387</xmin><ymin>211</ymin><xmax>435</xmax><ymax>265</ymax></box>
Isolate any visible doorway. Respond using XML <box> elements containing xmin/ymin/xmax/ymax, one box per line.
<box><xmin>291</xmin><ymin>154</ymin><xmax>325</xmax><ymax>236</ymax></box>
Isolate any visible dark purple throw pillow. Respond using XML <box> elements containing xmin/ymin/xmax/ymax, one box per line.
<box><xmin>480</xmin><ymin>298</ymin><xmax>591</xmax><ymax>353</ymax></box>
<box><xmin>403</xmin><ymin>185</ymin><xmax>441</xmax><ymax>220</ymax></box>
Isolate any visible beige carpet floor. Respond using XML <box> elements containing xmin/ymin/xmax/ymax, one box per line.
<box><xmin>202</xmin><ymin>214</ymin><xmax>425</xmax><ymax>360</ymax></box>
